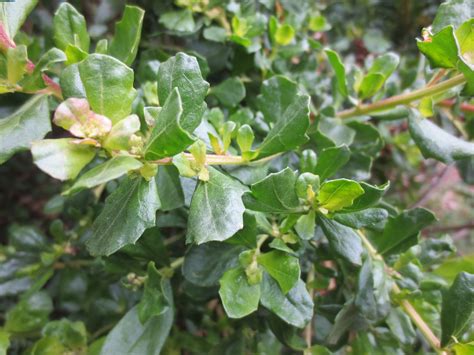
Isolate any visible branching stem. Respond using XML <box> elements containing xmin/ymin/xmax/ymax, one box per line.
<box><xmin>337</xmin><ymin>74</ymin><xmax>466</xmax><ymax>119</ymax></box>
<box><xmin>356</xmin><ymin>230</ymin><xmax>444</xmax><ymax>353</ymax></box>
<box><xmin>150</xmin><ymin>152</ymin><xmax>281</xmax><ymax>167</ymax></box>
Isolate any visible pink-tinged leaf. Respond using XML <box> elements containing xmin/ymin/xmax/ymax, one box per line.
<box><xmin>0</xmin><ymin>23</ymin><xmax>16</xmax><ymax>51</ymax></box>
<box><xmin>54</xmin><ymin>98</ymin><xmax>112</xmax><ymax>138</ymax></box>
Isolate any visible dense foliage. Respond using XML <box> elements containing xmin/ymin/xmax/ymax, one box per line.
<box><xmin>0</xmin><ymin>0</ymin><xmax>473</xmax><ymax>354</ymax></box>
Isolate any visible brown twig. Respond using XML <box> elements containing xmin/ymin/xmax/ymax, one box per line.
<box><xmin>410</xmin><ymin>165</ymin><xmax>452</xmax><ymax>209</ymax></box>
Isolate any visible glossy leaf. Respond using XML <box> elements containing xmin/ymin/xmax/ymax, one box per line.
<box><xmin>187</xmin><ymin>167</ymin><xmax>247</xmax><ymax>244</ymax></box>
<box><xmin>61</xmin><ymin>54</ymin><xmax>136</xmax><ymax>124</ymax></box>
<box><xmin>0</xmin><ymin>0</ymin><xmax>38</xmax><ymax>39</ymax></box>
<box><xmin>86</xmin><ymin>176</ymin><xmax>160</xmax><ymax>256</ymax></box>
<box><xmin>318</xmin><ymin>215</ymin><xmax>364</xmax><ymax>266</ymax></box>
<box><xmin>157</xmin><ymin>53</ymin><xmax>209</xmax><ymax>132</ymax></box>
<box><xmin>256</xmin><ymin>76</ymin><xmax>310</xmax><ymax>158</ymax></box>
<box><xmin>317</xmin><ymin>179</ymin><xmax>365</xmax><ymax>212</ymax></box>
<box><xmin>156</xmin><ymin>165</ymin><xmax>184</xmax><ymax>211</ymax></box>
<box><xmin>53</xmin><ymin>3</ymin><xmax>90</xmax><ymax>52</ymax></box>
<box><xmin>243</xmin><ymin>168</ymin><xmax>302</xmax><ymax>213</ymax></box>
<box><xmin>31</xmin><ymin>138</ymin><xmax>95</xmax><ymax>181</ymax></box>
<box><xmin>109</xmin><ymin>5</ymin><xmax>144</xmax><ymax>65</ymax></box>
<box><xmin>408</xmin><ymin>109</ymin><xmax>474</xmax><ymax>164</ymax></box>
<box><xmin>325</xmin><ymin>49</ymin><xmax>348</xmax><ymax>97</ymax></box>
<box><xmin>358</xmin><ymin>52</ymin><xmax>399</xmax><ymax>99</ymax></box>
<box><xmin>260</xmin><ymin>273</ymin><xmax>313</xmax><ymax>328</ymax></box>
<box><xmin>440</xmin><ymin>272</ymin><xmax>474</xmax><ymax>346</ymax></box>
<box><xmin>417</xmin><ymin>26</ymin><xmax>459</xmax><ymax>69</ymax></box>
<box><xmin>258</xmin><ymin>251</ymin><xmax>300</xmax><ymax>294</ymax></box>
<box><xmin>144</xmin><ymin>88</ymin><xmax>194</xmax><ymax>160</ymax></box>
<box><xmin>219</xmin><ymin>267</ymin><xmax>260</xmax><ymax>319</ymax></box>
<box><xmin>333</xmin><ymin>208</ymin><xmax>388</xmax><ymax>229</ymax></box>
<box><xmin>432</xmin><ymin>0</ymin><xmax>474</xmax><ymax>33</ymax></box>
<box><xmin>65</xmin><ymin>156</ymin><xmax>143</xmax><ymax>195</ymax></box>
<box><xmin>314</xmin><ymin>145</ymin><xmax>351</xmax><ymax>181</ymax></box>
<box><xmin>138</xmin><ymin>263</ymin><xmax>170</xmax><ymax>324</ymax></box>
<box><xmin>345</xmin><ymin>181</ymin><xmax>390</xmax><ymax>212</ymax></box>
<box><xmin>0</xmin><ymin>95</ymin><xmax>50</xmax><ymax>164</ymax></box>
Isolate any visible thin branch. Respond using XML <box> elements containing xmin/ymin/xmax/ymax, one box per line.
<box><xmin>150</xmin><ymin>152</ymin><xmax>282</xmax><ymax>167</ymax></box>
<box><xmin>426</xmin><ymin>222</ymin><xmax>474</xmax><ymax>233</ymax></box>
<box><xmin>356</xmin><ymin>230</ymin><xmax>444</xmax><ymax>354</ymax></box>
<box><xmin>337</xmin><ymin>74</ymin><xmax>466</xmax><ymax>119</ymax></box>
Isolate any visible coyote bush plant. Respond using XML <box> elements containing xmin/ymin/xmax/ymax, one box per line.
<box><xmin>0</xmin><ymin>0</ymin><xmax>473</xmax><ymax>354</ymax></box>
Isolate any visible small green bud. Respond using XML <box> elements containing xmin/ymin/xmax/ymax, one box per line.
<box><xmin>221</xmin><ymin>121</ymin><xmax>236</xmax><ymax>152</ymax></box>
<box><xmin>296</xmin><ymin>172</ymin><xmax>320</xmax><ymax>201</ymax></box>
<box><xmin>237</xmin><ymin>124</ymin><xmax>254</xmax><ymax>153</ymax></box>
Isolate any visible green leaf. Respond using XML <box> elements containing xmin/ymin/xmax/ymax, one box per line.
<box><xmin>434</xmin><ymin>254</ymin><xmax>474</xmax><ymax>283</ymax></box>
<box><xmin>156</xmin><ymin>165</ymin><xmax>184</xmax><ymax>211</ymax></box>
<box><xmin>157</xmin><ymin>53</ymin><xmax>209</xmax><ymax>132</ymax></box>
<box><xmin>20</xmin><ymin>48</ymin><xmax>66</xmax><ymax>91</ymax></box>
<box><xmin>386</xmin><ymin>308</ymin><xmax>416</xmax><ymax>346</ymax></box>
<box><xmin>344</xmin><ymin>181</ymin><xmax>390</xmax><ymax>212</ymax></box>
<box><xmin>243</xmin><ymin>168</ymin><xmax>302</xmax><ymax>213</ymax></box>
<box><xmin>318</xmin><ymin>215</ymin><xmax>364</xmax><ymax>265</ymax></box>
<box><xmin>258</xmin><ymin>251</ymin><xmax>300</xmax><ymax>294</ymax></box>
<box><xmin>0</xmin><ymin>95</ymin><xmax>50</xmax><ymax>164</ymax></box>
<box><xmin>325</xmin><ymin>49</ymin><xmax>348</xmax><ymax>97</ymax></box>
<box><xmin>65</xmin><ymin>156</ymin><xmax>143</xmax><ymax>195</ymax></box>
<box><xmin>314</xmin><ymin>145</ymin><xmax>351</xmax><ymax>181</ymax></box>
<box><xmin>432</xmin><ymin>0</ymin><xmax>474</xmax><ymax>33</ymax></box>
<box><xmin>42</xmin><ymin>319</ymin><xmax>87</xmax><ymax>350</ymax></box>
<box><xmin>0</xmin><ymin>329</ymin><xmax>9</xmax><ymax>355</ymax></box>
<box><xmin>456</xmin><ymin>19</ymin><xmax>474</xmax><ymax>58</ymax></box>
<box><xmin>109</xmin><ymin>5</ymin><xmax>144</xmax><ymax>65</ymax></box>
<box><xmin>260</xmin><ymin>273</ymin><xmax>313</xmax><ymax>328</ymax></box>
<box><xmin>53</xmin><ymin>3</ymin><xmax>90</xmax><ymax>52</ymax></box>
<box><xmin>103</xmin><ymin>114</ymin><xmax>140</xmax><ymax>151</ymax></box>
<box><xmin>219</xmin><ymin>267</ymin><xmax>260</xmax><ymax>319</ymax></box>
<box><xmin>373</xmin><ymin>208</ymin><xmax>437</xmax><ymax>255</ymax></box>
<box><xmin>159</xmin><ymin>9</ymin><xmax>195</xmax><ymax>33</ymax></box>
<box><xmin>295</xmin><ymin>211</ymin><xmax>316</xmax><ymax>240</ymax></box>
<box><xmin>5</xmin><ymin>291</ymin><xmax>52</xmax><ymax>333</ymax></box>
<box><xmin>7</xmin><ymin>45</ymin><xmax>27</xmax><ymax>84</ymax></box>
<box><xmin>86</xmin><ymin>176</ymin><xmax>160</xmax><ymax>256</ymax></box>
<box><xmin>256</xmin><ymin>76</ymin><xmax>310</xmax><ymax>158</ymax></box>
<box><xmin>453</xmin><ymin>342</ymin><xmax>474</xmax><ymax>355</ymax></box>
<box><xmin>417</xmin><ymin>26</ymin><xmax>459</xmax><ymax>69</ymax></box>
<box><xmin>358</xmin><ymin>52</ymin><xmax>399</xmax><ymax>99</ymax></box>
<box><xmin>441</xmin><ymin>272</ymin><xmax>474</xmax><ymax>346</ymax></box>
<box><xmin>31</xmin><ymin>138</ymin><xmax>95</xmax><ymax>181</ymax></box>
<box><xmin>187</xmin><ymin>167</ymin><xmax>247</xmax><ymax>244</ymax></box>
<box><xmin>274</xmin><ymin>24</ymin><xmax>295</xmax><ymax>46</ymax></box>
<box><xmin>0</xmin><ymin>0</ymin><xmax>38</xmax><ymax>39</ymax></box>
<box><xmin>408</xmin><ymin>109</ymin><xmax>474</xmax><ymax>163</ymax></box>
<box><xmin>317</xmin><ymin>179</ymin><xmax>365</xmax><ymax>212</ymax></box>
<box><xmin>138</xmin><ymin>263</ymin><xmax>170</xmax><ymax>324</ymax></box>
<box><xmin>61</xmin><ymin>54</ymin><xmax>136</xmax><ymax>124</ymax></box>
<box><xmin>183</xmin><ymin>242</ymin><xmax>244</xmax><ymax>287</ymax></box>
<box><xmin>101</xmin><ymin>285</ymin><xmax>173</xmax><ymax>355</ymax></box>
<box><xmin>144</xmin><ymin>88</ymin><xmax>194</xmax><ymax>160</ymax></box>
<box><xmin>333</xmin><ymin>208</ymin><xmax>388</xmax><ymax>229</ymax></box>
<box><xmin>211</xmin><ymin>77</ymin><xmax>246</xmax><ymax>108</ymax></box>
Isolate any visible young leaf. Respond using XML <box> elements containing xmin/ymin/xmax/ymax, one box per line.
<box><xmin>144</xmin><ymin>88</ymin><xmax>194</xmax><ymax>160</ymax></box>
<box><xmin>103</xmin><ymin>114</ymin><xmax>141</xmax><ymax>151</ymax></box>
<box><xmin>109</xmin><ymin>5</ymin><xmax>145</xmax><ymax>66</ymax></box>
<box><xmin>417</xmin><ymin>26</ymin><xmax>459</xmax><ymax>69</ymax></box>
<box><xmin>20</xmin><ymin>48</ymin><xmax>67</xmax><ymax>91</ymax></box>
<box><xmin>256</xmin><ymin>76</ymin><xmax>310</xmax><ymax>157</ymax></box>
<box><xmin>317</xmin><ymin>215</ymin><xmax>364</xmax><ymax>266</ymax></box>
<box><xmin>257</xmin><ymin>251</ymin><xmax>300</xmax><ymax>294</ymax></box>
<box><xmin>314</xmin><ymin>145</ymin><xmax>351</xmax><ymax>181</ymax></box>
<box><xmin>440</xmin><ymin>272</ymin><xmax>474</xmax><ymax>346</ymax></box>
<box><xmin>373</xmin><ymin>208</ymin><xmax>437</xmax><ymax>255</ymax></box>
<box><xmin>325</xmin><ymin>49</ymin><xmax>348</xmax><ymax>97</ymax></box>
<box><xmin>219</xmin><ymin>267</ymin><xmax>261</xmax><ymax>319</ymax></box>
<box><xmin>317</xmin><ymin>179</ymin><xmax>365</xmax><ymax>212</ymax></box>
<box><xmin>31</xmin><ymin>138</ymin><xmax>95</xmax><ymax>181</ymax></box>
<box><xmin>101</xmin><ymin>294</ymin><xmax>173</xmax><ymax>355</ymax></box>
<box><xmin>260</xmin><ymin>273</ymin><xmax>313</xmax><ymax>328</ymax></box>
<box><xmin>0</xmin><ymin>0</ymin><xmax>38</xmax><ymax>40</ymax></box>
<box><xmin>53</xmin><ymin>3</ymin><xmax>90</xmax><ymax>52</ymax></box>
<box><xmin>7</xmin><ymin>45</ymin><xmax>27</xmax><ymax>84</ymax></box>
<box><xmin>157</xmin><ymin>53</ymin><xmax>209</xmax><ymax>132</ymax></box>
<box><xmin>0</xmin><ymin>95</ymin><xmax>50</xmax><ymax>164</ymax></box>
<box><xmin>211</xmin><ymin>77</ymin><xmax>246</xmax><ymax>108</ymax></box>
<box><xmin>344</xmin><ymin>181</ymin><xmax>390</xmax><ymax>212</ymax></box>
<box><xmin>408</xmin><ymin>109</ymin><xmax>474</xmax><ymax>164</ymax></box>
<box><xmin>60</xmin><ymin>54</ymin><xmax>136</xmax><ymax>124</ymax></box>
<box><xmin>187</xmin><ymin>167</ymin><xmax>247</xmax><ymax>244</ymax></box>
<box><xmin>64</xmin><ymin>156</ymin><xmax>143</xmax><ymax>195</ymax></box>
<box><xmin>183</xmin><ymin>242</ymin><xmax>244</xmax><ymax>287</ymax></box>
<box><xmin>86</xmin><ymin>176</ymin><xmax>160</xmax><ymax>256</ymax></box>
<box><xmin>358</xmin><ymin>52</ymin><xmax>399</xmax><ymax>99</ymax></box>
<box><xmin>243</xmin><ymin>168</ymin><xmax>302</xmax><ymax>213</ymax></box>
<box><xmin>138</xmin><ymin>263</ymin><xmax>170</xmax><ymax>324</ymax></box>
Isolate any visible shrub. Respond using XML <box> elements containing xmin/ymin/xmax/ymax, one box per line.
<box><xmin>0</xmin><ymin>0</ymin><xmax>473</xmax><ymax>354</ymax></box>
